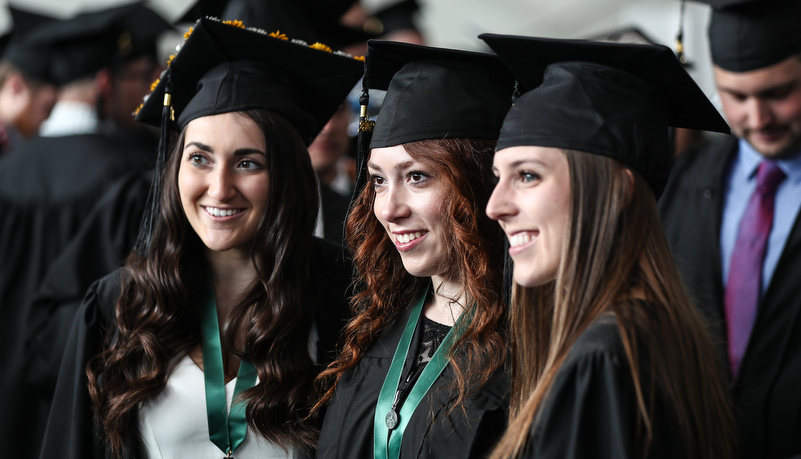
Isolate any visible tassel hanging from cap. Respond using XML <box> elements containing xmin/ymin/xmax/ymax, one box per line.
<box><xmin>511</xmin><ymin>80</ymin><xmax>521</xmax><ymax>104</ymax></box>
<box><xmin>134</xmin><ymin>75</ymin><xmax>174</xmax><ymax>257</ymax></box>
<box><xmin>674</xmin><ymin>0</ymin><xmax>688</xmax><ymax>66</ymax></box>
<box><xmin>353</xmin><ymin>79</ymin><xmax>374</xmax><ymax>198</ymax></box>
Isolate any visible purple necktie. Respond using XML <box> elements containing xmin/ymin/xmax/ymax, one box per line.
<box><xmin>725</xmin><ymin>160</ymin><xmax>786</xmax><ymax>379</ymax></box>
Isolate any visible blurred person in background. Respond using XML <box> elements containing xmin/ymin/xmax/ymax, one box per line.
<box><xmin>0</xmin><ymin>5</ymin><xmax>171</xmax><ymax>458</ymax></box>
<box><xmin>0</xmin><ymin>6</ymin><xmax>58</xmax><ymax>156</ymax></box>
<box><xmin>658</xmin><ymin>1</ymin><xmax>801</xmax><ymax>457</ymax></box>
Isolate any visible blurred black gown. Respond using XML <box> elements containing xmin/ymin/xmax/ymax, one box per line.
<box><xmin>0</xmin><ymin>132</ymin><xmax>154</xmax><ymax>459</ymax></box>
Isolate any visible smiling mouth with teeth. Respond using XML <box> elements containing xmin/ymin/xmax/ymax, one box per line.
<box><xmin>396</xmin><ymin>231</ymin><xmax>424</xmax><ymax>244</ymax></box>
<box><xmin>203</xmin><ymin>206</ymin><xmax>243</xmax><ymax>217</ymax></box>
<box><xmin>509</xmin><ymin>232</ymin><xmax>535</xmax><ymax>247</ymax></box>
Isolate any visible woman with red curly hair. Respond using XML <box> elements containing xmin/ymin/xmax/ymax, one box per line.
<box><xmin>315</xmin><ymin>41</ymin><xmax>513</xmax><ymax>459</ymax></box>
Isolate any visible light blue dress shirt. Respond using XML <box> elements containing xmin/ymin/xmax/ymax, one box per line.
<box><xmin>720</xmin><ymin>139</ymin><xmax>801</xmax><ymax>296</ymax></box>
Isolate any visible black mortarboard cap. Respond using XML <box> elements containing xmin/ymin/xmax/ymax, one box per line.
<box><xmin>177</xmin><ymin>0</ymin><xmax>231</xmax><ymax>24</ymax></box>
<box><xmin>132</xmin><ymin>17</ymin><xmax>364</xmax><ymax>256</ymax></box>
<box><xmin>480</xmin><ymin>34</ymin><xmax>729</xmax><ymax>198</ymax></box>
<box><xmin>2</xmin><ymin>6</ymin><xmax>58</xmax><ymax>83</ymax></box>
<box><xmin>368</xmin><ymin>0</ymin><xmax>420</xmax><ymax>36</ymax></box>
<box><xmin>120</xmin><ymin>5</ymin><xmax>175</xmax><ymax>63</ymax></box>
<box><xmin>221</xmin><ymin>0</ymin><xmax>368</xmax><ymax>52</ymax></box>
<box><xmin>11</xmin><ymin>3</ymin><xmax>173</xmax><ymax>85</ymax></box>
<box><xmin>365</xmin><ymin>40</ymin><xmax>514</xmax><ymax>149</ymax></box>
<box><xmin>697</xmin><ymin>0</ymin><xmax>801</xmax><ymax>72</ymax></box>
<box><xmin>136</xmin><ymin>17</ymin><xmax>364</xmax><ymax>144</ymax></box>
<box><xmin>7</xmin><ymin>6</ymin><xmax>56</xmax><ymax>41</ymax></box>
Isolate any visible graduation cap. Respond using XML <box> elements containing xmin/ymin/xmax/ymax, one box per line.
<box><xmin>177</xmin><ymin>0</ymin><xmax>231</xmax><ymax>24</ymax></box>
<box><xmin>479</xmin><ymin>33</ymin><xmax>730</xmax><ymax>198</ymax></box>
<box><xmin>695</xmin><ymin>0</ymin><xmax>801</xmax><ymax>72</ymax></box>
<box><xmin>364</xmin><ymin>40</ymin><xmax>514</xmax><ymax>148</ymax></box>
<box><xmin>1</xmin><ymin>6</ymin><xmax>58</xmax><ymax>83</ymax></box>
<box><xmin>8</xmin><ymin>3</ymin><xmax>173</xmax><ymax>86</ymax></box>
<box><xmin>136</xmin><ymin>17</ymin><xmax>364</xmax><ymax>143</ymax></box>
<box><xmin>7</xmin><ymin>5</ymin><xmax>57</xmax><ymax>42</ymax></box>
<box><xmin>132</xmin><ymin>17</ymin><xmax>364</xmax><ymax>255</ymax></box>
<box><xmin>352</xmin><ymin>39</ymin><xmax>515</xmax><ymax>201</ymax></box>
<box><xmin>221</xmin><ymin>0</ymin><xmax>370</xmax><ymax>53</ymax></box>
<box><xmin>364</xmin><ymin>0</ymin><xmax>421</xmax><ymax>36</ymax></box>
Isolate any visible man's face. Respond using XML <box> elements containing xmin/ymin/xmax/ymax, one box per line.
<box><xmin>715</xmin><ymin>55</ymin><xmax>801</xmax><ymax>159</ymax></box>
<box><xmin>307</xmin><ymin>104</ymin><xmax>351</xmax><ymax>174</ymax></box>
<box><xmin>14</xmin><ymin>82</ymin><xmax>56</xmax><ymax>138</ymax></box>
<box><xmin>107</xmin><ymin>57</ymin><xmax>161</xmax><ymax>128</ymax></box>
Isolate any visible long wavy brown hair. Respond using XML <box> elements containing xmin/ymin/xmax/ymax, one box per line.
<box><xmin>87</xmin><ymin>109</ymin><xmax>322</xmax><ymax>458</ymax></box>
<box><xmin>490</xmin><ymin>150</ymin><xmax>736</xmax><ymax>459</ymax></box>
<box><xmin>315</xmin><ymin>137</ymin><xmax>506</xmax><ymax>412</ymax></box>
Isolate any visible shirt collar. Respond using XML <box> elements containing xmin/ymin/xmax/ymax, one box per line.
<box><xmin>738</xmin><ymin>138</ymin><xmax>801</xmax><ymax>184</ymax></box>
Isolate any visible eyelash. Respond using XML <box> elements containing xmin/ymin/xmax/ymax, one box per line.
<box><xmin>369</xmin><ymin>174</ymin><xmax>384</xmax><ymax>188</ymax></box>
<box><xmin>238</xmin><ymin>159</ymin><xmax>262</xmax><ymax>170</ymax></box>
<box><xmin>187</xmin><ymin>154</ymin><xmax>262</xmax><ymax>170</ymax></box>
<box><xmin>408</xmin><ymin>171</ymin><xmax>428</xmax><ymax>183</ymax></box>
<box><xmin>368</xmin><ymin>170</ymin><xmax>430</xmax><ymax>189</ymax></box>
<box><xmin>189</xmin><ymin>153</ymin><xmax>208</xmax><ymax>166</ymax></box>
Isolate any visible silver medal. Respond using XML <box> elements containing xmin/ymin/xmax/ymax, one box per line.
<box><xmin>385</xmin><ymin>410</ymin><xmax>399</xmax><ymax>430</ymax></box>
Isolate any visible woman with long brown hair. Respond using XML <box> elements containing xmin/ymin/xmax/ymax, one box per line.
<box><xmin>37</xmin><ymin>18</ymin><xmax>362</xmax><ymax>459</ymax></box>
<box><xmin>481</xmin><ymin>35</ymin><xmax>737</xmax><ymax>458</ymax></box>
<box><xmin>314</xmin><ymin>41</ymin><xmax>513</xmax><ymax>459</ymax></box>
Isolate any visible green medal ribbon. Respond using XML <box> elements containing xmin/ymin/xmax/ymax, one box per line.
<box><xmin>201</xmin><ymin>288</ymin><xmax>258</xmax><ymax>458</ymax></box>
<box><xmin>373</xmin><ymin>290</ymin><xmax>471</xmax><ymax>459</ymax></box>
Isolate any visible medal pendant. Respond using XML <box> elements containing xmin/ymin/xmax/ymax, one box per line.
<box><xmin>385</xmin><ymin>410</ymin><xmax>399</xmax><ymax>430</ymax></box>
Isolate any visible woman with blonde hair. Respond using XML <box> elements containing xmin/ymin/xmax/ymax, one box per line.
<box><xmin>481</xmin><ymin>34</ymin><xmax>737</xmax><ymax>459</ymax></box>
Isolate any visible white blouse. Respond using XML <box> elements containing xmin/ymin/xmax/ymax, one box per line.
<box><xmin>138</xmin><ymin>354</ymin><xmax>296</xmax><ymax>459</ymax></box>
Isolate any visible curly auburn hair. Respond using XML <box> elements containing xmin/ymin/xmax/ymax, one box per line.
<box><xmin>87</xmin><ymin>109</ymin><xmax>323</xmax><ymax>458</ymax></box>
<box><xmin>316</xmin><ymin>137</ymin><xmax>506</xmax><ymax>411</ymax></box>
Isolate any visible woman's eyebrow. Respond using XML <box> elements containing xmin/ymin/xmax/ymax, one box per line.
<box><xmin>233</xmin><ymin>148</ymin><xmax>266</xmax><ymax>157</ymax></box>
<box><xmin>184</xmin><ymin>141</ymin><xmax>213</xmax><ymax>152</ymax></box>
<box><xmin>367</xmin><ymin>160</ymin><xmax>416</xmax><ymax>173</ymax></box>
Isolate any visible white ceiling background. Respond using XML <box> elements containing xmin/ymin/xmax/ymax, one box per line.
<box><xmin>0</xmin><ymin>0</ymin><xmax>719</xmax><ymax>104</ymax></box>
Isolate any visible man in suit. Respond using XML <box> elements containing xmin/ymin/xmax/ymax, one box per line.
<box><xmin>659</xmin><ymin>1</ymin><xmax>801</xmax><ymax>457</ymax></box>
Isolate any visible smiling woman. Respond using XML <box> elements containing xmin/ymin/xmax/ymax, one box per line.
<box><xmin>314</xmin><ymin>41</ymin><xmax>514</xmax><ymax>459</ymax></box>
<box><xmin>38</xmin><ymin>18</ymin><xmax>363</xmax><ymax>459</ymax></box>
<box><xmin>480</xmin><ymin>34</ymin><xmax>736</xmax><ymax>459</ymax></box>
<box><xmin>178</xmin><ymin>112</ymin><xmax>270</xmax><ymax>254</ymax></box>
<box><xmin>487</xmin><ymin>146</ymin><xmax>571</xmax><ymax>288</ymax></box>
<box><xmin>368</xmin><ymin>145</ymin><xmax>450</xmax><ymax>279</ymax></box>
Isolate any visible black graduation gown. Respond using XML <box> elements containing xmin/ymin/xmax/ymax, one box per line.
<box><xmin>522</xmin><ymin>315</ymin><xmax>681</xmax><ymax>459</ymax></box>
<box><xmin>658</xmin><ymin>137</ymin><xmax>801</xmax><ymax>458</ymax></box>
<box><xmin>24</xmin><ymin>171</ymin><xmax>151</xmax><ymax>402</ymax></box>
<box><xmin>319</xmin><ymin>181</ymin><xmax>350</xmax><ymax>246</ymax></box>
<box><xmin>38</xmin><ymin>237</ymin><xmax>352</xmax><ymax>459</ymax></box>
<box><xmin>316</xmin><ymin>303</ymin><xmax>510</xmax><ymax>459</ymax></box>
<box><xmin>0</xmin><ymin>133</ymin><xmax>155</xmax><ymax>459</ymax></box>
